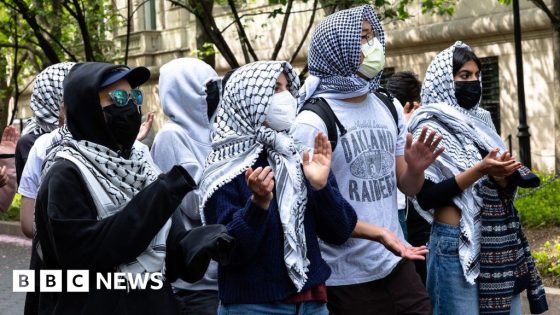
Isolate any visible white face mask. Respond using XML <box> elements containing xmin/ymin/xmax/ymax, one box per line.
<box><xmin>358</xmin><ymin>37</ymin><xmax>385</xmax><ymax>79</ymax></box>
<box><xmin>265</xmin><ymin>90</ymin><xmax>297</xmax><ymax>132</ymax></box>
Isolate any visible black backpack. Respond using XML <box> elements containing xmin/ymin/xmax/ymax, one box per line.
<box><xmin>298</xmin><ymin>88</ymin><xmax>400</xmax><ymax>151</ymax></box>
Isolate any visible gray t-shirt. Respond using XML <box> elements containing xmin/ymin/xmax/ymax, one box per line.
<box><xmin>292</xmin><ymin>94</ymin><xmax>407</xmax><ymax>286</ymax></box>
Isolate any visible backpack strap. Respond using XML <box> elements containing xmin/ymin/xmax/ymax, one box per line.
<box><xmin>299</xmin><ymin>97</ymin><xmax>347</xmax><ymax>151</ymax></box>
<box><xmin>374</xmin><ymin>87</ymin><xmax>400</xmax><ymax>135</ymax></box>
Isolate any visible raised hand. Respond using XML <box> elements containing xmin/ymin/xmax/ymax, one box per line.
<box><xmin>405</xmin><ymin>127</ymin><xmax>444</xmax><ymax>175</ymax></box>
<box><xmin>246</xmin><ymin>166</ymin><xmax>275</xmax><ymax>210</ymax></box>
<box><xmin>477</xmin><ymin>148</ymin><xmax>521</xmax><ymax>179</ymax></box>
<box><xmin>403</xmin><ymin>101</ymin><xmax>421</xmax><ymax>123</ymax></box>
<box><xmin>0</xmin><ymin>125</ymin><xmax>20</xmax><ymax>154</ymax></box>
<box><xmin>379</xmin><ymin>227</ymin><xmax>428</xmax><ymax>261</ymax></box>
<box><xmin>302</xmin><ymin>132</ymin><xmax>332</xmax><ymax>190</ymax></box>
<box><xmin>136</xmin><ymin>112</ymin><xmax>154</xmax><ymax>141</ymax></box>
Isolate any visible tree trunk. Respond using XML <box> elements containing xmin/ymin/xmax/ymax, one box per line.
<box><xmin>71</xmin><ymin>0</ymin><xmax>96</xmax><ymax>61</ymax></box>
<box><xmin>7</xmin><ymin>0</ymin><xmax>61</xmax><ymax>65</ymax></box>
<box><xmin>124</xmin><ymin>0</ymin><xmax>132</xmax><ymax>65</ymax></box>
<box><xmin>196</xmin><ymin>0</ymin><xmax>216</xmax><ymax>68</ymax></box>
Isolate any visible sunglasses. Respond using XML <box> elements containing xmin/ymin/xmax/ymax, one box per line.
<box><xmin>107</xmin><ymin>89</ymin><xmax>143</xmax><ymax>107</ymax></box>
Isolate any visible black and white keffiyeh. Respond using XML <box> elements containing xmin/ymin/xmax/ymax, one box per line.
<box><xmin>23</xmin><ymin>62</ymin><xmax>75</xmax><ymax>136</ymax></box>
<box><xmin>41</xmin><ymin>126</ymin><xmax>168</xmax><ymax>275</ymax></box>
<box><xmin>409</xmin><ymin>41</ymin><xmax>506</xmax><ymax>284</ymax></box>
<box><xmin>300</xmin><ymin>5</ymin><xmax>385</xmax><ymax>102</ymax></box>
<box><xmin>199</xmin><ymin>61</ymin><xmax>310</xmax><ymax>291</ymax></box>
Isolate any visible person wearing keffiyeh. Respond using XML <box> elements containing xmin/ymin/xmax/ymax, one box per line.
<box><xmin>410</xmin><ymin>41</ymin><xmax>548</xmax><ymax>315</ymax></box>
<box><xmin>199</xmin><ymin>60</ymin><xmax>357</xmax><ymax>314</ymax></box>
<box><xmin>15</xmin><ymin>62</ymin><xmax>75</xmax><ymax>186</ymax></box>
<box><xmin>293</xmin><ymin>5</ymin><xmax>440</xmax><ymax>314</ymax></box>
<box><xmin>32</xmin><ymin>62</ymin><xmax>234</xmax><ymax>315</ymax></box>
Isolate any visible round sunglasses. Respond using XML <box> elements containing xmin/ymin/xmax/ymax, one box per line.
<box><xmin>107</xmin><ymin>89</ymin><xmax>143</xmax><ymax>107</ymax></box>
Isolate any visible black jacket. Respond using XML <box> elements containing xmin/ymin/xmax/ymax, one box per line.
<box><xmin>30</xmin><ymin>62</ymin><xmax>233</xmax><ymax>315</ymax></box>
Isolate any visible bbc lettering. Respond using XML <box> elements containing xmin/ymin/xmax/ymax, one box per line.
<box><xmin>13</xmin><ymin>270</ymin><xmax>163</xmax><ymax>292</ymax></box>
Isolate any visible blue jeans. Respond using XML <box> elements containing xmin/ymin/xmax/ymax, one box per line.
<box><xmin>427</xmin><ymin>221</ymin><xmax>479</xmax><ymax>314</ymax></box>
<box><xmin>398</xmin><ymin>208</ymin><xmax>408</xmax><ymax>240</ymax></box>
<box><xmin>218</xmin><ymin>301</ymin><xmax>328</xmax><ymax>315</ymax></box>
<box><xmin>427</xmin><ymin>221</ymin><xmax>523</xmax><ymax>315</ymax></box>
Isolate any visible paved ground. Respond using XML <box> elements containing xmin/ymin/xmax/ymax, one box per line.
<box><xmin>0</xmin><ymin>235</ymin><xmax>31</xmax><ymax>315</ymax></box>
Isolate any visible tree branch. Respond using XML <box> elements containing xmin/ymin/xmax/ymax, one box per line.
<box><xmin>0</xmin><ymin>42</ymin><xmax>43</xmax><ymax>58</ymax></box>
<box><xmin>1</xmin><ymin>0</ymin><xmax>62</xmax><ymax>64</ymax></box>
<box><xmin>220</xmin><ymin>4</ymin><xmax>335</xmax><ymax>34</ymax></box>
<box><xmin>270</xmin><ymin>0</ymin><xmax>293</xmax><ymax>60</ymax></box>
<box><xmin>528</xmin><ymin>0</ymin><xmax>560</xmax><ymax>25</ymax></box>
<box><xmin>168</xmin><ymin>0</ymin><xmax>240</xmax><ymax>67</ymax></box>
<box><xmin>227</xmin><ymin>0</ymin><xmax>258</xmax><ymax>61</ymax></box>
<box><xmin>290</xmin><ymin>0</ymin><xmax>318</xmax><ymax>64</ymax></box>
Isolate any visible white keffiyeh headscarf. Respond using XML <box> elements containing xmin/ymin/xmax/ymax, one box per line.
<box><xmin>409</xmin><ymin>41</ymin><xmax>507</xmax><ymax>284</ymax></box>
<box><xmin>300</xmin><ymin>5</ymin><xmax>385</xmax><ymax>103</ymax></box>
<box><xmin>199</xmin><ymin>61</ymin><xmax>310</xmax><ymax>291</ymax></box>
<box><xmin>42</xmin><ymin>126</ymin><xmax>169</xmax><ymax>275</ymax></box>
<box><xmin>23</xmin><ymin>62</ymin><xmax>75</xmax><ymax>136</ymax></box>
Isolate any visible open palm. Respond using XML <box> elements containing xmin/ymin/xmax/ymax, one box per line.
<box><xmin>0</xmin><ymin>126</ymin><xmax>20</xmax><ymax>154</ymax></box>
<box><xmin>405</xmin><ymin>127</ymin><xmax>444</xmax><ymax>174</ymax></box>
<box><xmin>303</xmin><ymin>132</ymin><xmax>331</xmax><ymax>190</ymax></box>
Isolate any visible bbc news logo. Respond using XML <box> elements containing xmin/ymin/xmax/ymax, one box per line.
<box><xmin>13</xmin><ymin>270</ymin><xmax>163</xmax><ymax>292</ymax></box>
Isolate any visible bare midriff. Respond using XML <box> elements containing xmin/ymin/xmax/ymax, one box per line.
<box><xmin>434</xmin><ymin>205</ymin><xmax>461</xmax><ymax>226</ymax></box>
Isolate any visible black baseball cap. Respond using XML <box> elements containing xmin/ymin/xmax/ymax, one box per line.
<box><xmin>99</xmin><ymin>66</ymin><xmax>151</xmax><ymax>89</ymax></box>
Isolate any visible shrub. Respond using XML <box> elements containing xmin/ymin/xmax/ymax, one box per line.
<box><xmin>533</xmin><ymin>238</ymin><xmax>560</xmax><ymax>278</ymax></box>
<box><xmin>515</xmin><ymin>173</ymin><xmax>560</xmax><ymax>228</ymax></box>
<box><xmin>0</xmin><ymin>193</ymin><xmax>20</xmax><ymax>221</ymax></box>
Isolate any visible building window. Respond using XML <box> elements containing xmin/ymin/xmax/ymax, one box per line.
<box><xmin>380</xmin><ymin>67</ymin><xmax>395</xmax><ymax>87</ymax></box>
<box><xmin>480</xmin><ymin>56</ymin><xmax>500</xmax><ymax>134</ymax></box>
<box><xmin>144</xmin><ymin>0</ymin><xmax>157</xmax><ymax>30</ymax></box>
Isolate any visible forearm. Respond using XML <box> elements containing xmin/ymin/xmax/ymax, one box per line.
<box><xmin>20</xmin><ymin>197</ymin><xmax>35</xmax><ymax>238</ymax></box>
<box><xmin>351</xmin><ymin>220</ymin><xmax>385</xmax><ymax>242</ymax></box>
<box><xmin>455</xmin><ymin>163</ymin><xmax>484</xmax><ymax>190</ymax></box>
<box><xmin>398</xmin><ymin>165</ymin><xmax>425</xmax><ymax>196</ymax></box>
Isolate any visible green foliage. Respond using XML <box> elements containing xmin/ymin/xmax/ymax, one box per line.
<box><xmin>421</xmin><ymin>0</ymin><xmax>456</xmax><ymax>16</ymax></box>
<box><xmin>191</xmin><ymin>42</ymin><xmax>216</xmax><ymax>59</ymax></box>
<box><xmin>0</xmin><ymin>193</ymin><xmax>20</xmax><ymax>221</ymax></box>
<box><xmin>533</xmin><ymin>238</ymin><xmax>560</xmax><ymax>278</ymax></box>
<box><xmin>515</xmin><ymin>173</ymin><xmax>560</xmax><ymax>228</ymax></box>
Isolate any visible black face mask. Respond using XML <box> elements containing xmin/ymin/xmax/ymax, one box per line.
<box><xmin>206</xmin><ymin>80</ymin><xmax>220</xmax><ymax>122</ymax></box>
<box><xmin>102</xmin><ymin>100</ymin><xmax>141</xmax><ymax>157</ymax></box>
<box><xmin>455</xmin><ymin>80</ymin><xmax>481</xmax><ymax>110</ymax></box>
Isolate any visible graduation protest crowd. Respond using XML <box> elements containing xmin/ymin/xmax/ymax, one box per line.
<box><xmin>0</xmin><ymin>5</ymin><xmax>550</xmax><ymax>315</ymax></box>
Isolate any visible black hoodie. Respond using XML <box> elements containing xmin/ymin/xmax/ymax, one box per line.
<box><xmin>30</xmin><ymin>62</ymin><xmax>233</xmax><ymax>315</ymax></box>
<box><xmin>64</xmin><ymin>62</ymin><xmax>125</xmax><ymax>153</ymax></box>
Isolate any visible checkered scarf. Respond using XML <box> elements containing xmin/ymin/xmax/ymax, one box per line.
<box><xmin>300</xmin><ymin>5</ymin><xmax>385</xmax><ymax>102</ymax></box>
<box><xmin>199</xmin><ymin>61</ymin><xmax>310</xmax><ymax>291</ymax></box>
<box><xmin>23</xmin><ymin>62</ymin><xmax>75</xmax><ymax>136</ymax></box>
<box><xmin>41</xmin><ymin>126</ymin><xmax>170</xmax><ymax>275</ymax></box>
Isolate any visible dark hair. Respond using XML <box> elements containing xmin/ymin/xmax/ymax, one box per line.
<box><xmin>386</xmin><ymin>71</ymin><xmax>422</xmax><ymax>105</ymax></box>
<box><xmin>221</xmin><ymin>68</ymin><xmax>238</xmax><ymax>93</ymax></box>
<box><xmin>453</xmin><ymin>47</ymin><xmax>481</xmax><ymax>76</ymax></box>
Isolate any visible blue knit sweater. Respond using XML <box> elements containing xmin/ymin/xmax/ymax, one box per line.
<box><xmin>204</xmin><ymin>152</ymin><xmax>358</xmax><ymax>304</ymax></box>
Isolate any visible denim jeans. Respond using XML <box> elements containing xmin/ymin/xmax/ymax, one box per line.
<box><xmin>218</xmin><ymin>301</ymin><xmax>328</xmax><ymax>315</ymax></box>
<box><xmin>427</xmin><ymin>221</ymin><xmax>523</xmax><ymax>315</ymax></box>
<box><xmin>427</xmin><ymin>221</ymin><xmax>479</xmax><ymax>314</ymax></box>
<box><xmin>173</xmin><ymin>289</ymin><xmax>218</xmax><ymax>315</ymax></box>
<box><xmin>398</xmin><ymin>208</ymin><xmax>408</xmax><ymax>241</ymax></box>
